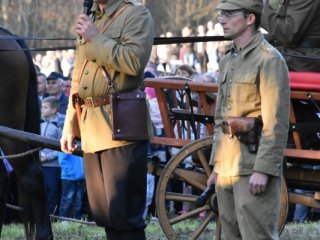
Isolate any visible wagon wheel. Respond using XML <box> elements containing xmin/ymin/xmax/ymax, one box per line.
<box><xmin>156</xmin><ymin>136</ymin><xmax>288</xmax><ymax>240</ymax></box>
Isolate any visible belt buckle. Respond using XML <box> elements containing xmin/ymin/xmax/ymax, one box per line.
<box><xmin>85</xmin><ymin>97</ymin><xmax>94</xmax><ymax>107</ymax></box>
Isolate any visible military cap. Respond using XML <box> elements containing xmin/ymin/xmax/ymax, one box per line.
<box><xmin>216</xmin><ymin>0</ymin><xmax>263</xmax><ymax>15</ymax></box>
<box><xmin>47</xmin><ymin>72</ymin><xmax>64</xmax><ymax>81</ymax></box>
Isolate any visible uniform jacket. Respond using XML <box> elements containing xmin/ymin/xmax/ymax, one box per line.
<box><xmin>210</xmin><ymin>32</ymin><xmax>290</xmax><ymax>177</ymax></box>
<box><xmin>63</xmin><ymin>0</ymin><xmax>154</xmax><ymax>153</ymax></box>
<box><xmin>261</xmin><ymin>0</ymin><xmax>320</xmax><ymax>72</ymax></box>
<box><xmin>41</xmin><ymin>114</ymin><xmax>62</xmax><ymax>167</ymax></box>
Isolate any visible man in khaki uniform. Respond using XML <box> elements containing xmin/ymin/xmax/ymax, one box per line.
<box><xmin>207</xmin><ymin>0</ymin><xmax>290</xmax><ymax>239</ymax></box>
<box><xmin>60</xmin><ymin>0</ymin><xmax>154</xmax><ymax>239</ymax></box>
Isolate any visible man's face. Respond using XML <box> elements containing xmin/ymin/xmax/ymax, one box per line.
<box><xmin>37</xmin><ymin>75</ymin><xmax>46</xmax><ymax>95</ymax></box>
<box><xmin>218</xmin><ymin>10</ymin><xmax>248</xmax><ymax>39</ymax></box>
<box><xmin>46</xmin><ymin>79</ymin><xmax>63</xmax><ymax>96</ymax></box>
<box><xmin>63</xmin><ymin>80</ymin><xmax>71</xmax><ymax>96</ymax></box>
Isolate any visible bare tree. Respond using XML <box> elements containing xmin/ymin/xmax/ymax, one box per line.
<box><xmin>1</xmin><ymin>0</ymin><xmax>220</xmax><ymax>49</ymax></box>
<box><xmin>146</xmin><ymin>0</ymin><xmax>219</xmax><ymax>36</ymax></box>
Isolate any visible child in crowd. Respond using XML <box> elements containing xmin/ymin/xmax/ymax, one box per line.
<box><xmin>40</xmin><ymin>96</ymin><xmax>63</xmax><ymax>215</ymax></box>
<box><xmin>58</xmin><ymin>151</ymin><xmax>85</xmax><ymax>220</ymax></box>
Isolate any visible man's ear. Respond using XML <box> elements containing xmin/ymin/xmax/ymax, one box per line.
<box><xmin>247</xmin><ymin>13</ymin><xmax>256</xmax><ymax>27</ymax></box>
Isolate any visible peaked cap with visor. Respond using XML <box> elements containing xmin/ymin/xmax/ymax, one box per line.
<box><xmin>216</xmin><ymin>0</ymin><xmax>263</xmax><ymax>15</ymax></box>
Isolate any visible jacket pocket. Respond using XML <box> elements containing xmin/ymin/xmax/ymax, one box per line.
<box><xmin>232</xmin><ymin>70</ymin><xmax>259</xmax><ymax>102</ymax></box>
<box><xmin>233</xmin><ymin>71</ymin><xmax>257</xmax><ymax>84</ymax></box>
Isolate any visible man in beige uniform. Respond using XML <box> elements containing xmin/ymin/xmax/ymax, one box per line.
<box><xmin>207</xmin><ymin>0</ymin><xmax>290</xmax><ymax>239</ymax></box>
<box><xmin>60</xmin><ymin>0</ymin><xmax>154</xmax><ymax>239</ymax></box>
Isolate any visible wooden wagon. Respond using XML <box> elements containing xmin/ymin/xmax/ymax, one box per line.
<box><xmin>144</xmin><ymin>72</ymin><xmax>320</xmax><ymax>240</ymax></box>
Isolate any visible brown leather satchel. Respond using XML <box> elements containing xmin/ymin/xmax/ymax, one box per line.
<box><xmin>222</xmin><ymin>117</ymin><xmax>263</xmax><ymax>153</ymax></box>
<box><xmin>110</xmin><ymin>91</ymin><xmax>148</xmax><ymax>141</ymax></box>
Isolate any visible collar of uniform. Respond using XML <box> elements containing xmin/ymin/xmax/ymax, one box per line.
<box><xmin>232</xmin><ymin>32</ymin><xmax>264</xmax><ymax>57</ymax></box>
<box><xmin>91</xmin><ymin>2</ymin><xmax>103</xmax><ymax>17</ymax></box>
<box><xmin>104</xmin><ymin>0</ymin><xmax>133</xmax><ymax>17</ymax></box>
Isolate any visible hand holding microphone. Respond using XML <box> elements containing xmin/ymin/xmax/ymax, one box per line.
<box><xmin>76</xmin><ymin>0</ymin><xmax>98</xmax><ymax>42</ymax></box>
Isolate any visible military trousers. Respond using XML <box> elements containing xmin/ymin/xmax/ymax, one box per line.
<box><xmin>84</xmin><ymin>141</ymin><xmax>148</xmax><ymax>240</ymax></box>
<box><xmin>216</xmin><ymin>174</ymin><xmax>281</xmax><ymax>240</ymax></box>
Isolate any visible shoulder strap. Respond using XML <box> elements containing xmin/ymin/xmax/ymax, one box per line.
<box><xmin>77</xmin><ymin>3</ymin><xmax>131</xmax><ymax>86</ymax></box>
<box><xmin>100</xmin><ymin>3</ymin><xmax>131</xmax><ymax>34</ymax></box>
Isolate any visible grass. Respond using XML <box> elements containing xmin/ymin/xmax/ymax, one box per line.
<box><xmin>1</xmin><ymin>220</ymin><xmax>320</xmax><ymax>239</ymax></box>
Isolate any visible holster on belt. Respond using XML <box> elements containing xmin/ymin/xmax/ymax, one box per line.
<box><xmin>72</xmin><ymin>93</ymin><xmax>84</xmax><ymax>127</ymax></box>
<box><xmin>222</xmin><ymin>117</ymin><xmax>263</xmax><ymax>153</ymax></box>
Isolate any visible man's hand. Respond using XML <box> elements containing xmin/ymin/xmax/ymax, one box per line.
<box><xmin>60</xmin><ymin>133</ymin><xmax>77</xmax><ymax>154</ymax></box>
<box><xmin>249</xmin><ymin>172</ymin><xmax>269</xmax><ymax>195</ymax></box>
<box><xmin>207</xmin><ymin>171</ymin><xmax>217</xmax><ymax>187</ymax></box>
<box><xmin>75</xmin><ymin>14</ymin><xmax>99</xmax><ymax>42</ymax></box>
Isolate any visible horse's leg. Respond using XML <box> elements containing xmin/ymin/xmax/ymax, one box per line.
<box><xmin>4</xmin><ymin>141</ymin><xmax>53</xmax><ymax>240</ymax></box>
<box><xmin>0</xmin><ymin>158</ymin><xmax>8</xmax><ymax>237</ymax></box>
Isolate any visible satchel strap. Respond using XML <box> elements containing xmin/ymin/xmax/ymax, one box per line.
<box><xmin>76</xmin><ymin>3</ymin><xmax>131</xmax><ymax>92</ymax></box>
<box><xmin>100</xmin><ymin>4</ymin><xmax>131</xmax><ymax>34</ymax></box>
<box><xmin>92</xmin><ymin>3</ymin><xmax>132</xmax><ymax>91</ymax></box>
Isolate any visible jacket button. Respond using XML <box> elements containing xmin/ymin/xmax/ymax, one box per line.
<box><xmin>229</xmin><ymin>79</ymin><xmax>232</xmax><ymax>83</ymax></box>
<box><xmin>276</xmin><ymin>163</ymin><xmax>281</xmax><ymax>169</ymax></box>
<box><xmin>85</xmin><ymin>70</ymin><xmax>89</xmax><ymax>75</ymax></box>
<box><xmin>227</xmin><ymin>106</ymin><xmax>231</xmax><ymax>110</ymax></box>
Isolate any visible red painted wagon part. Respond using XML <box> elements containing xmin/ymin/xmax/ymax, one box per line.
<box><xmin>289</xmin><ymin>71</ymin><xmax>320</xmax><ymax>91</ymax></box>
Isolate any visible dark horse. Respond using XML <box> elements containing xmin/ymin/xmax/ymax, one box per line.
<box><xmin>0</xmin><ymin>28</ymin><xmax>53</xmax><ymax>239</ymax></box>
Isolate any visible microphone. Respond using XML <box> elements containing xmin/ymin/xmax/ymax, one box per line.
<box><xmin>82</xmin><ymin>0</ymin><xmax>93</xmax><ymax>16</ymax></box>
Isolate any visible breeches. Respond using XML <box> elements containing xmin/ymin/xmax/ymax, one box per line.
<box><xmin>216</xmin><ymin>175</ymin><xmax>281</xmax><ymax>240</ymax></box>
<box><xmin>84</xmin><ymin>142</ymin><xmax>147</xmax><ymax>237</ymax></box>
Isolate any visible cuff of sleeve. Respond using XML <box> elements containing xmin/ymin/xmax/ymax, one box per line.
<box><xmin>253</xmin><ymin>158</ymin><xmax>283</xmax><ymax>177</ymax></box>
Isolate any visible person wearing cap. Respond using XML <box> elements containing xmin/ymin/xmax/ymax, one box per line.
<box><xmin>206</xmin><ymin>0</ymin><xmax>290</xmax><ymax>239</ymax></box>
<box><xmin>46</xmin><ymin>72</ymin><xmax>69</xmax><ymax>115</ymax></box>
<box><xmin>60</xmin><ymin>0</ymin><xmax>154</xmax><ymax>239</ymax></box>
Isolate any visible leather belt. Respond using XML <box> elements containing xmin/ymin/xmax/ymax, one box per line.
<box><xmin>82</xmin><ymin>96</ymin><xmax>110</xmax><ymax>107</ymax></box>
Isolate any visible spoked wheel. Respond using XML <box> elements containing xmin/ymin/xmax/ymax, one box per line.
<box><xmin>156</xmin><ymin>136</ymin><xmax>288</xmax><ymax>240</ymax></box>
<box><xmin>156</xmin><ymin>136</ymin><xmax>219</xmax><ymax>240</ymax></box>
